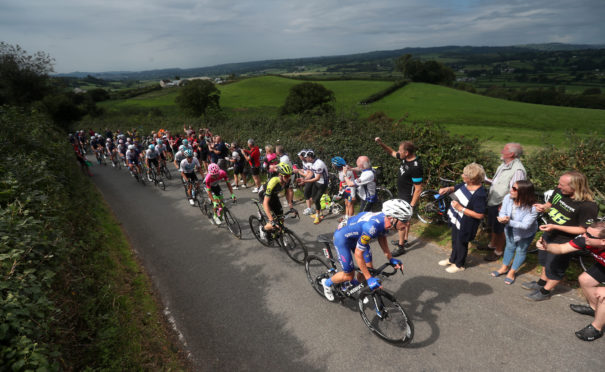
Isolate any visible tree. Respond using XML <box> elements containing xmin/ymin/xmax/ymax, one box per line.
<box><xmin>395</xmin><ymin>54</ymin><xmax>413</xmax><ymax>79</ymax></box>
<box><xmin>0</xmin><ymin>42</ymin><xmax>54</xmax><ymax>106</ymax></box>
<box><xmin>395</xmin><ymin>54</ymin><xmax>455</xmax><ymax>85</ymax></box>
<box><xmin>280</xmin><ymin>82</ymin><xmax>335</xmax><ymax>115</ymax></box>
<box><xmin>175</xmin><ymin>79</ymin><xmax>220</xmax><ymax>117</ymax></box>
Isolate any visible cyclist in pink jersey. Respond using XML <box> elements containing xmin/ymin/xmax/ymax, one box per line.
<box><xmin>205</xmin><ymin>163</ymin><xmax>236</xmax><ymax>224</ymax></box>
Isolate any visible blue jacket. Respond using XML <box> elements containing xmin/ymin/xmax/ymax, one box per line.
<box><xmin>498</xmin><ymin>194</ymin><xmax>538</xmax><ymax>241</ymax></box>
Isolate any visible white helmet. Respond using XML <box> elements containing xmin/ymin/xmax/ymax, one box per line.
<box><xmin>128</xmin><ymin>145</ymin><xmax>135</xmax><ymax>150</ymax></box>
<box><xmin>382</xmin><ymin>199</ymin><xmax>413</xmax><ymax>221</ymax></box>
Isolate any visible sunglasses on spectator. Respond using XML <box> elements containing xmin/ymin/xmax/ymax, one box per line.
<box><xmin>511</xmin><ymin>186</ymin><xmax>518</xmax><ymax>191</ymax></box>
<box><xmin>584</xmin><ymin>231</ymin><xmax>600</xmax><ymax>239</ymax></box>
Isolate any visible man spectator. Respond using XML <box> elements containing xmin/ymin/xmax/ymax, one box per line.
<box><xmin>536</xmin><ymin>221</ymin><xmax>605</xmax><ymax>341</ymax></box>
<box><xmin>344</xmin><ymin>156</ymin><xmax>376</xmax><ymax>213</ymax></box>
<box><xmin>523</xmin><ymin>171</ymin><xmax>598</xmax><ymax>301</ymax></box>
<box><xmin>243</xmin><ymin>139</ymin><xmax>262</xmax><ymax>193</ymax></box>
<box><xmin>210</xmin><ymin>135</ymin><xmax>229</xmax><ymax>171</ymax></box>
<box><xmin>375</xmin><ymin>138</ymin><xmax>424</xmax><ymax>257</ymax></box>
<box><xmin>229</xmin><ymin>142</ymin><xmax>247</xmax><ymax>189</ymax></box>
<box><xmin>483</xmin><ymin>143</ymin><xmax>527</xmax><ymax>261</ymax></box>
<box><xmin>297</xmin><ymin>150</ymin><xmax>328</xmax><ymax>224</ymax></box>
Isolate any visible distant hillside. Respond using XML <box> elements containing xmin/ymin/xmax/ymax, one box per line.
<box><xmin>55</xmin><ymin>43</ymin><xmax>605</xmax><ymax>81</ymax></box>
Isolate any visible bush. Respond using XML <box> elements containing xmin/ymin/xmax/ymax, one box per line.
<box><xmin>280</xmin><ymin>82</ymin><xmax>335</xmax><ymax>115</ymax></box>
<box><xmin>358</xmin><ymin>81</ymin><xmax>408</xmax><ymax>105</ymax></box>
<box><xmin>175</xmin><ymin>79</ymin><xmax>220</xmax><ymax>117</ymax></box>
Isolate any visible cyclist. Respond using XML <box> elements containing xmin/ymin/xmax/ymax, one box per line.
<box><xmin>106</xmin><ymin>138</ymin><xmax>118</xmax><ymax>166</ymax></box>
<box><xmin>126</xmin><ymin>144</ymin><xmax>143</xmax><ymax>177</ymax></box>
<box><xmin>117</xmin><ymin>139</ymin><xmax>127</xmax><ymax>165</ymax></box>
<box><xmin>145</xmin><ymin>144</ymin><xmax>161</xmax><ymax>181</ymax></box>
<box><xmin>155</xmin><ymin>139</ymin><xmax>168</xmax><ymax>169</ymax></box>
<box><xmin>180</xmin><ymin>149</ymin><xmax>204</xmax><ymax>206</ymax></box>
<box><xmin>173</xmin><ymin>145</ymin><xmax>187</xmax><ymax>170</ymax></box>
<box><xmin>321</xmin><ymin>199</ymin><xmax>412</xmax><ymax>301</ymax></box>
<box><xmin>258</xmin><ymin>162</ymin><xmax>297</xmax><ymax>239</ymax></box>
<box><xmin>331</xmin><ymin>156</ymin><xmax>357</xmax><ymax>224</ymax></box>
<box><xmin>90</xmin><ymin>136</ymin><xmax>101</xmax><ymax>162</ymax></box>
<box><xmin>204</xmin><ymin>163</ymin><xmax>236</xmax><ymax>224</ymax></box>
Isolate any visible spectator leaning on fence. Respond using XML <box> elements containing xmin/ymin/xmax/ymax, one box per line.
<box><xmin>523</xmin><ymin>170</ymin><xmax>598</xmax><ymax>301</ymax></box>
<box><xmin>438</xmin><ymin>163</ymin><xmax>487</xmax><ymax>273</ymax></box>
<box><xmin>375</xmin><ymin>137</ymin><xmax>424</xmax><ymax>257</ymax></box>
<box><xmin>536</xmin><ymin>221</ymin><xmax>605</xmax><ymax>341</ymax></box>
<box><xmin>483</xmin><ymin>143</ymin><xmax>527</xmax><ymax>262</ymax></box>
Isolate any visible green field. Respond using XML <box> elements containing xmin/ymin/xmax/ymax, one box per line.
<box><xmin>99</xmin><ymin>76</ymin><xmax>605</xmax><ymax>148</ymax></box>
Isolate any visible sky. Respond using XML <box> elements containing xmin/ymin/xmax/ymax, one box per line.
<box><xmin>1</xmin><ymin>0</ymin><xmax>604</xmax><ymax>74</ymax></box>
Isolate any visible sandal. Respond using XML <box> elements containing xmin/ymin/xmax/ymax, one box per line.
<box><xmin>504</xmin><ymin>277</ymin><xmax>515</xmax><ymax>285</ymax></box>
<box><xmin>490</xmin><ymin>270</ymin><xmax>508</xmax><ymax>277</ymax></box>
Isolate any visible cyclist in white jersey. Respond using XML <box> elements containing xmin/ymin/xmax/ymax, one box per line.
<box><xmin>145</xmin><ymin>144</ymin><xmax>160</xmax><ymax>181</ymax></box>
<box><xmin>180</xmin><ymin>149</ymin><xmax>203</xmax><ymax>205</ymax></box>
<box><xmin>173</xmin><ymin>145</ymin><xmax>187</xmax><ymax>170</ymax></box>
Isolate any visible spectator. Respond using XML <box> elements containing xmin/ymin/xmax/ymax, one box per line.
<box><xmin>298</xmin><ymin>150</ymin><xmax>329</xmax><ymax>224</ymax></box>
<box><xmin>229</xmin><ymin>142</ymin><xmax>247</xmax><ymax>189</ymax></box>
<box><xmin>243</xmin><ymin>139</ymin><xmax>262</xmax><ymax>193</ymax></box>
<box><xmin>536</xmin><ymin>221</ymin><xmax>605</xmax><ymax>341</ymax></box>
<box><xmin>490</xmin><ymin>180</ymin><xmax>538</xmax><ymax>284</ymax></box>
<box><xmin>484</xmin><ymin>143</ymin><xmax>527</xmax><ymax>261</ymax></box>
<box><xmin>344</xmin><ymin>156</ymin><xmax>376</xmax><ymax>213</ymax></box>
<box><xmin>295</xmin><ymin>150</ymin><xmax>315</xmax><ymax>214</ymax></box>
<box><xmin>275</xmin><ymin>145</ymin><xmax>291</xmax><ymax>166</ymax></box>
<box><xmin>264</xmin><ymin>144</ymin><xmax>279</xmax><ymax>178</ymax></box>
<box><xmin>331</xmin><ymin>156</ymin><xmax>356</xmax><ymax>224</ymax></box>
<box><xmin>375</xmin><ymin>138</ymin><xmax>424</xmax><ymax>257</ymax></box>
<box><xmin>196</xmin><ymin>133</ymin><xmax>210</xmax><ymax>171</ymax></box>
<box><xmin>438</xmin><ymin>163</ymin><xmax>487</xmax><ymax>273</ymax></box>
<box><xmin>523</xmin><ymin>171</ymin><xmax>598</xmax><ymax>301</ymax></box>
<box><xmin>210</xmin><ymin>135</ymin><xmax>229</xmax><ymax>171</ymax></box>
<box><xmin>184</xmin><ymin>124</ymin><xmax>195</xmax><ymax>138</ymax></box>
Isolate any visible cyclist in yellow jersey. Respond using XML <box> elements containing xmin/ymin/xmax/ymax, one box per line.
<box><xmin>260</xmin><ymin>163</ymin><xmax>297</xmax><ymax>232</ymax></box>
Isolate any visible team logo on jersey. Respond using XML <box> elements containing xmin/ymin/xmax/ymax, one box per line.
<box><xmin>552</xmin><ymin>193</ymin><xmax>562</xmax><ymax>205</ymax></box>
<box><xmin>360</xmin><ymin>234</ymin><xmax>371</xmax><ymax>245</ymax></box>
<box><xmin>369</xmin><ymin>226</ymin><xmax>376</xmax><ymax>235</ymax></box>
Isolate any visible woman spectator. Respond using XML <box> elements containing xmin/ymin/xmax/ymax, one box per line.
<box><xmin>490</xmin><ymin>180</ymin><xmax>538</xmax><ymax>284</ymax></box>
<box><xmin>264</xmin><ymin>144</ymin><xmax>279</xmax><ymax>178</ymax></box>
<box><xmin>438</xmin><ymin>163</ymin><xmax>488</xmax><ymax>273</ymax></box>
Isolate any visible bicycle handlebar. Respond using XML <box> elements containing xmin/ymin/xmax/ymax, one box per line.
<box><xmin>368</xmin><ymin>262</ymin><xmax>402</xmax><ymax>278</ymax></box>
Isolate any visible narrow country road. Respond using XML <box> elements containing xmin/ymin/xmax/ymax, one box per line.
<box><xmin>89</xmin><ymin>159</ymin><xmax>603</xmax><ymax>371</ymax></box>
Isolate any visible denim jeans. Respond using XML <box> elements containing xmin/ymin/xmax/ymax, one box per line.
<box><xmin>502</xmin><ymin>230</ymin><xmax>534</xmax><ymax>271</ymax></box>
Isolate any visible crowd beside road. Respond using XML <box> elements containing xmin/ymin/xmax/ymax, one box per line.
<box><xmin>69</xmin><ymin>125</ymin><xmax>605</xmax><ymax>343</ymax></box>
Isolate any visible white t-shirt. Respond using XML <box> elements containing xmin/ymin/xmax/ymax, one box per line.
<box><xmin>311</xmin><ymin>159</ymin><xmax>328</xmax><ymax>185</ymax></box>
<box><xmin>180</xmin><ymin>158</ymin><xmax>201</xmax><ymax>173</ymax></box>
<box><xmin>354</xmin><ymin>169</ymin><xmax>376</xmax><ymax>201</ymax></box>
<box><xmin>279</xmin><ymin>154</ymin><xmax>292</xmax><ymax>167</ymax></box>
<box><xmin>145</xmin><ymin>148</ymin><xmax>159</xmax><ymax>159</ymax></box>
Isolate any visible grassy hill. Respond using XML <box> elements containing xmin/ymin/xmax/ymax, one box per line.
<box><xmin>98</xmin><ymin>76</ymin><xmax>605</xmax><ymax>148</ymax></box>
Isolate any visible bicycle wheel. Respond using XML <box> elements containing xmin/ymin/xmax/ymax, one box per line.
<box><xmin>579</xmin><ymin>252</ymin><xmax>597</xmax><ymax>273</ymax></box>
<box><xmin>158</xmin><ymin>178</ymin><xmax>166</xmax><ymax>190</ymax></box>
<box><xmin>278</xmin><ymin>228</ymin><xmax>308</xmax><ymax>264</ymax></box>
<box><xmin>358</xmin><ymin>289</ymin><xmax>414</xmax><ymax>346</ymax></box>
<box><xmin>162</xmin><ymin>166</ymin><xmax>172</xmax><ymax>180</ymax></box>
<box><xmin>305</xmin><ymin>255</ymin><xmax>333</xmax><ymax>298</ymax></box>
<box><xmin>223</xmin><ymin>208</ymin><xmax>241</xmax><ymax>238</ymax></box>
<box><xmin>249</xmin><ymin>215</ymin><xmax>272</xmax><ymax>247</ymax></box>
<box><xmin>330</xmin><ymin>202</ymin><xmax>345</xmax><ymax>216</ymax></box>
<box><xmin>416</xmin><ymin>190</ymin><xmax>442</xmax><ymax>224</ymax></box>
<box><xmin>373</xmin><ymin>187</ymin><xmax>393</xmax><ymax>212</ymax></box>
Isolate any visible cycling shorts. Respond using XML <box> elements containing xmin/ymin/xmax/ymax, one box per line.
<box><xmin>208</xmin><ymin>184</ymin><xmax>222</xmax><ymax>197</ymax></box>
<box><xmin>148</xmin><ymin>158</ymin><xmax>159</xmax><ymax>168</ymax></box>
<box><xmin>128</xmin><ymin>157</ymin><xmax>140</xmax><ymax>165</ymax></box>
<box><xmin>333</xmin><ymin>231</ymin><xmax>372</xmax><ymax>273</ymax></box>
<box><xmin>184</xmin><ymin>172</ymin><xmax>197</xmax><ymax>181</ymax></box>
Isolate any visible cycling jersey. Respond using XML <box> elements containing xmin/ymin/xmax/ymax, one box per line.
<box><xmin>106</xmin><ymin>143</ymin><xmax>115</xmax><ymax>152</ymax></box>
<box><xmin>125</xmin><ymin>149</ymin><xmax>139</xmax><ymax>164</ymax></box>
<box><xmin>264</xmin><ymin>176</ymin><xmax>289</xmax><ymax>198</ymax></box>
<box><xmin>145</xmin><ymin>148</ymin><xmax>159</xmax><ymax>159</ymax></box>
<box><xmin>333</xmin><ymin>212</ymin><xmax>388</xmax><ymax>272</ymax></box>
<box><xmin>174</xmin><ymin>151</ymin><xmax>186</xmax><ymax>164</ymax></box>
<box><xmin>339</xmin><ymin>169</ymin><xmax>357</xmax><ymax>199</ymax></box>
<box><xmin>204</xmin><ymin>169</ymin><xmax>228</xmax><ymax>189</ymax></box>
<box><xmin>180</xmin><ymin>158</ymin><xmax>201</xmax><ymax>174</ymax></box>
<box><xmin>311</xmin><ymin>159</ymin><xmax>328</xmax><ymax>184</ymax></box>
<box><xmin>117</xmin><ymin>144</ymin><xmax>127</xmax><ymax>155</ymax></box>
<box><xmin>156</xmin><ymin>143</ymin><xmax>167</xmax><ymax>154</ymax></box>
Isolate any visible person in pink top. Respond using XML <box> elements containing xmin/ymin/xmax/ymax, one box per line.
<box><xmin>243</xmin><ymin>139</ymin><xmax>262</xmax><ymax>193</ymax></box>
<box><xmin>264</xmin><ymin>144</ymin><xmax>279</xmax><ymax>178</ymax></box>
<box><xmin>205</xmin><ymin>163</ymin><xmax>236</xmax><ymax>224</ymax></box>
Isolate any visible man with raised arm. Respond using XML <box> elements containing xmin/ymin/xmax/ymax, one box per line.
<box><xmin>375</xmin><ymin>138</ymin><xmax>424</xmax><ymax>257</ymax></box>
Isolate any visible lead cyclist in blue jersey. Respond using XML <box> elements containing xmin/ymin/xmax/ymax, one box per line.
<box><xmin>321</xmin><ymin>199</ymin><xmax>413</xmax><ymax>301</ymax></box>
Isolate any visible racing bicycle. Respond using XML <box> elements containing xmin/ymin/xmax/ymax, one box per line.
<box><xmin>200</xmin><ymin>193</ymin><xmax>241</xmax><ymax>238</ymax></box>
<box><xmin>248</xmin><ymin>200</ymin><xmax>308</xmax><ymax>264</ymax></box>
<box><xmin>147</xmin><ymin>164</ymin><xmax>166</xmax><ymax>190</ymax></box>
<box><xmin>305</xmin><ymin>234</ymin><xmax>414</xmax><ymax>346</ymax></box>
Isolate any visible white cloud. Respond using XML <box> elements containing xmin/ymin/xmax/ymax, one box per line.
<box><xmin>0</xmin><ymin>0</ymin><xmax>603</xmax><ymax>73</ymax></box>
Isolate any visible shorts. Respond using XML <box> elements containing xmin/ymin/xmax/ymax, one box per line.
<box><xmin>397</xmin><ymin>189</ymin><xmax>412</xmax><ymax>203</ymax></box>
<box><xmin>586</xmin><ymin>262</ymin><xmax>605</xmax><ymax>284</ymax></box>
<box><xmin>217</xmin><ymin>158</ymin><xmax>228</xmax><ymax>171</ymax></box>
<box><xmin>128</xmin><ymin>158</ymin><xmax>140</xmax><ymax>165</ymax></box>
<box><xmin>487</xmin><ymin>205</ymin><xmax>505</xmax><ymax>234</ymax></box>
<box><xmin>251</xmin><ymin>166</ymin><xmax>260</xmax><ymax>176</ymax></box>
<box><xmin>333</xmin><ymin>231</ymin><xmax>372</xmax><ymax>273</ymax></box>
<box><xmin>208</xmin><ymin>184</ymin><xmax>222</xmax><ymax>197</ymax></box>
<box><xmin>148</xmin><ymin>158</ymin><xmax>159</xmax><ymax>168</ymax></box>
<box><xmin>304</xmin><ymin>182</ymin><xmax>314</xmax><ymax>199</ymax></box>
<box><xmin>184</xmin><ymin>172</ymin><xmax>197</xmax><ymax>181</ymax></box>
<box><xmin>160</xmin><ymin>153</ymin><xmax>166</xmax><ymax>161</ymax></box>
<box><xmin>543</xmin><ymin>251</ymin><xmax>572</xmax><ymax>281</ymax></box>
<box><xmin>233</xmin><ymin>164</ymin><xmax>244</xmax><ymax>175</ymax></box>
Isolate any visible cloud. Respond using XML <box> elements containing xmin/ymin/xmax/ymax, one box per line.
<box><xmin>0</xmin><ymin>0</ymin><xmax>603</xmax><ymax>73</ymax></box>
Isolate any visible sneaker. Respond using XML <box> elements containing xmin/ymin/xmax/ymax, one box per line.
<box><xmin>570</xmin><ymin>304</ymin><xmax>595</xmax><ymax>317</ymax></box>
<box><xmin>259</xmin><ymin>226</ymin><xmax>267</xmax><ymax>241</ymax></box>
<box><xmin>438</xmin><ymin>259</ymin><xmax>453</xmax><ymax>266</ymax></box>
<box><xmin>445</xmin><ymin>265</ymin><xmax>465</xmax><ymax>273</ymax></box>
<box><xmin>321</xmin><ymin>278</ymin><xmax>335</xmax><ymax>301</ymax></box>
<box><xmin>521</xmin><ymin>281</ymin><xmax>542</xmax><ymax>291</ymax></box>
<box><xmin>188</xmin><ymin>199</ymin><xmax>195</xmax><ymax>206</ymax></box>
<box><xmin>213</xmin><ymin>215</ymin><xmax>222</xmax><ymax>225</ymax></box>
<box><xmin>313</xmin><ymin>215</ymin><xmax>322</xmax><ymax>224</ymax></box>
<box><xmin>477</xmin><ymin>245</ymin><xmax>495</xmax><ymax>251</ymax></box>
<box><xmin>252</xmin><ymin>187</ymin><xmax>259</xmax><ymax>193</ymax></box>
<box><xmin>484</xmin><ymin>251</ymin><xmax>503</xmax><ymax>261</ymax></box>
<box><xmin>242</xmin><ymin>184</ymin><xmax>247</xmax><ymax>189</ymax></box>
<box><xmin>391</xmin><ymin>239</ymin><xmax>408</xmax><ymax>246</ymax></box>
<box><xmin>232</xmin><ymin>186</ymin><xmax>239</xmax><ymax>190</ymax></box>
<box><xmin>524</xmin><ymin>289</ymin><xmax>551</xmax><ymax>301</ymax></box>
<box><xmin>303</xmin><ymin>208</ymin><xmax>313</xmax><ymax>215</ymax></box>
<box><xmin>575</xmin><ymin>324</ymin><xmax>603</xmax><ymax>341</ymax></box>
<box><xmin>391</xmin><ymin>245</ymin><xmax>406</xmax><ymax>257</ymax></box>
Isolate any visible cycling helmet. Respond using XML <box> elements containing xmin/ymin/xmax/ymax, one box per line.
<box><xmin>178</xmin><ymin>145</ymin><xmax>186</xmax><ymax>152</ymax></box>
<box><xmin>148</xmin><ymin>144</ymin><xmax>155</xmax><ymax>150</ymax></box>
<box><xmin>157</xmin><ymin>139</ymin><xmax>163</xmax><ymax>145</ymax></box>
<box><xmin>90</xmin><ymin>136</ymin><xmax>95</xmax><ymax>141</ymax></box>
<box><xmin>118</xmin><ymin>139</ymin><xmax>124</xmax><ymax>144</ymax></box>
<box><xmin>184</xmin><ymin>149</ymin><xmax>194</xmax><ymax>158</ymax></box>
<box><xmin>128</xmin><ymin>145</ymin><xmax>135</xmax><ymax>150</ymax></box>
<box><xmin>127</xmin><ymin>137</ymin><xmax>132</xmax><ymax>142</ymax></box>
<box><xmin>276</xmin><ymin>162</ymin><xmax>293</xmax><ymax>176</ymax></box>
<box><xmin>331</xmin><ymin>156</ymin><xmax>346</xmax><ymax>167</ymax></box>
<box><xmin>106</xmin><ymin>138</ymin><xmax>111</xmax><ymax>142</ymax></box>
<box><xmin>382</xmin><ymin>199</ymin><xmax>413</xmax><ymax>222</ymax></box>
<box><xmin>182</xmin><ymin>139</ymin><xmax>189</xmax><ymax>146</ymax></box>
<box><xmin>208</xmin><ymin>163</ymin><xmax>220</xmax><ymax>175</ymax></box>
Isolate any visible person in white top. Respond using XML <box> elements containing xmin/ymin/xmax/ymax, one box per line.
<box><xmin>298</xmin><ymin>150</ymin><xmax>328</xmax><ymax>224</ymax></box>
<box><xmin>344</xmin><ymin>156</ymin><xmax>377</xmax><ymax>212</ymax></box>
